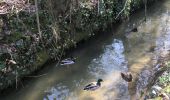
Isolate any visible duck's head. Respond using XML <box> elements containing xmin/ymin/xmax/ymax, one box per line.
<box><xmin>70</xmin><ymin>56</ymin><xmax>77</xmax><ymax>61</ymax></box>
<box><xmin>97</xmin><ymin>79</ymin><xmax>103</xmax><ymax>83</ymax></box>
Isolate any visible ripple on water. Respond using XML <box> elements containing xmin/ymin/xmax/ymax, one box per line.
<box><xmin>44</xmin><ymin>83</ymin><xmax>70</xmax><ymax>100</ymax></box>
<box><xmin>88</xmin><ymin>39</ymin><xmax>127</xmax><ymax>78</ymax></box>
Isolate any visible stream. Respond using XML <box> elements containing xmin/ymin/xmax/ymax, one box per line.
<box><xmin>1</xmin><ymin>0</ymin><xmax>170</xmax><ymax>100</ymax></box>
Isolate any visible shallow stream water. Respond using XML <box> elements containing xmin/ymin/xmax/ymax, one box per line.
<box><xmin>1</xmin><ymin>0</ymin><xmax>170</xmax><ymax>100</ymax></box>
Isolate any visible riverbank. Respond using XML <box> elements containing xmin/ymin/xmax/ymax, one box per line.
<box><xmin>139</xmin><ymin>55</ymin><xmax>170</xmax><ymax>99</ymax></box>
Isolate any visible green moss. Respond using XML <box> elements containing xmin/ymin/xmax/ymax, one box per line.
<box><xmin>36</xmin><ymin>51</ymin><xmax>49</xmax><ymax>67</ymax></box>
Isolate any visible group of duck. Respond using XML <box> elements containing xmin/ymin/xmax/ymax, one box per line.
<box><xmin>59</xmin><ymin>28</ymin><xmax>138</xmax><ymax>90</ymax></box>
<box><xmin>60</xmin><ymin>57</ymin><xmax>169</xmax><ymax>100</ymax></box>
<box><xmin>83</xmin><ymin>72</ymin><xmax>132</xmax><ymax>91</ymax></box>
<box><xmin>60</xmin><ymin>57</ymin><xmax>133</xmax><ymax>91</ymax></box>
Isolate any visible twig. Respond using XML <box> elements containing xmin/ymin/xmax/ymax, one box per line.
<box><xmin>15</xmin><ymin>70</ymin><xmax>18</xmax><ymax>89</ymax></box>
<box><xmin>34</xmin><ymin>0</ymin><xmax>41</xmax><ymax>38</ymax></box>
<box><xmin>144</xmin><ymin>0</ymin><xmax>147</xmax><ymax>21</ymax></box>
<box><xmin>115</xmin><ymin>0</ymin><xmax>129</xmax><ymax>19</ymax></box>
<box><xmin>55</xmin><ymin>46</ymin><xmax>65</xmax><ymax>67</ymax></box>
<box><xmin>97</xmin><ymin>0</ymin><xmax>100</xmax><ymax>15</ymax></box>
<box><xmin>70</xmin><ymin>0</ymin><xmax>72</xmax><ymax>24</ymax></box>
<box><xmin>20</xmin><ymin>80</ymin><xmax>24</xmax><ymax>88</ymax></box>
<box><xmin>25</xmin><ymin>73</ymin><xmax>47</xmax><ymax>78</ymax></box>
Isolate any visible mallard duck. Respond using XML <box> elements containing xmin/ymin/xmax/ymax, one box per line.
<box><xmin>159</xmin><ymin>93</ymin><xmax>170</xmax><ymax>100</ymax></box>
<box><xmin>121</xmin><ymin>72</ymin><xmax>133</xmax><ymax>82</ymax></box>
<box><xmin>60</xmin><ymin>57</ymin><xmax>76</xmax><ymax>65</ymax></box>
<box><xmin>83</xmin><ymin>79</ymin><xmax>103</xmax><ymax>91</ymax></box>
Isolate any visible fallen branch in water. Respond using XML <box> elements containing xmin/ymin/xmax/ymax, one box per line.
<box><xmin>24</xmin><ymin>73</ymin><xmax>47</xmax><ymax>78</ymax></box>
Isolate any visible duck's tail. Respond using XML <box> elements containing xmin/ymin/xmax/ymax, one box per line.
<box><xmin>83</xmin><ymin>87</ymin><xmax>88</xmax><ymax>90</ymax></box>
<box><xmin>83</xmin><ymin>86</ymin><xmax>92</xmax><ymax>91</ymax></box>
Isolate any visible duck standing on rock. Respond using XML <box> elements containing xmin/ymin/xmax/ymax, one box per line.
<box><xmin>121</xmin><ymin>72</ymin><xmax>133</xmax><ymax>82</ymax></box>
<box><xmin>60</xmin><ymin>57</ymin><xmax>76</xmax><ymax>66</ymax></box>
<box><xmin>83</xmin><ymin>79</ymin><xmax>103</xmax><ymax>91</ymax></box>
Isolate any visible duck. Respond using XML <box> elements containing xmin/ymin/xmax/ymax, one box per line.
<box><xmin>83</xmin><ymin>79</ymin><xmax>103</xmax><ymax>91</ymax></box>
<box><xmin>148</xmin><ymin>45</ymin><xmax>156</xmax><ymax>52</ymax></box>
<box><xmin>159</xmin><ymin>93</ymin><xmax>170</xmax><ymax>100</ymax></box>
<box><xmin>121</xmin><ymin>72</ymin><xmax>133</xmax><ymax>82</ymax></box>
<box><xmin>130</xmin><ymin>27</ymin><xmax>138</xmax><ymax>32</ymax></box>
<box><xmin>60</xmin><ymin>57</ymin><xmax>76</xmax><ymax>65</ymax></box>
<box><xmin>125</xmin><ymin>27</ymin><xmax>138</xmax><ymax>37</ymax></box>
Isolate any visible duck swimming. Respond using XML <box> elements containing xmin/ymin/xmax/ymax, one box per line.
<box><xmin>83</xmin><ymin>79</ymin><xmax>103</xmax><ymax>91</ymax></box>
<box><xmin>60</xmin><ymin>57</ymin><xmax>76</xmax><ymax>65</ymax></box>
<box><xmin>125</xmin><ymin>27</ymin><xmax>138</xmax><ymax>37</ymax></box>
<box><xmin>121</xmin><ymin>72</ymin><xmax>133</xmax><ymax>82</ymax></box>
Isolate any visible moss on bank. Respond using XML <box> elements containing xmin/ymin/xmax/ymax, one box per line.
<box><xmin>36</xmin><ymin>51</ymin><xmax>49</xmax><ymax>67</ymax></box>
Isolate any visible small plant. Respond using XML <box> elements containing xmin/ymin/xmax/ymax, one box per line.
<box><xmin>158</xmin><ymin>72</ymin><xmax>170</xmax><ymax>86</ymax></box>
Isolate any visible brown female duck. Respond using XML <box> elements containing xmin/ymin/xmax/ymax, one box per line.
<box><xmin>121</xmin><ymin>72</ymin><xmax>133</xmax><ymax>82</ymax></box>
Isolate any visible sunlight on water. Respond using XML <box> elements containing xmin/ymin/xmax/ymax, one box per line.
<box><xmin>43</xmin><ymin>39</ymin><xmax>129</xmax><ymax>100</ymax></box>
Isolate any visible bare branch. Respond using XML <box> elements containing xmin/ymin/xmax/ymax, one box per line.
<box><xmin>115</xmin><ymin>0</ymin><xmax>129</xmax><ymax>19</ymax></box>
<box><xmin>34</xmin><ymin>0</ymin><xmax>41</xmax><ymax>38</ymax></box>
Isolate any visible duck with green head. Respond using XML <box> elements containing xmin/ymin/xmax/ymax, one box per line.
<box><xmin>83</xmin><ymin>79</ymin><xmax>103</xmax><ymax>91</ymax></box>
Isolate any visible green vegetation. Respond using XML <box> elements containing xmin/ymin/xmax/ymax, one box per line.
<box><xmin>158</xmin><ymin>73</ymin><xmax>170</xmax><ymax>86</ymax></box>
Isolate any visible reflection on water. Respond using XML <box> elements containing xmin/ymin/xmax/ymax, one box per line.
<box><xmin>88</xmin><ymin>39</ymin><xmax>126</xmax><ymax>77</ymax></box>
<box><xmin>44</xmin><ymin>84</ymin><xmax>69</xmax><ymax>100</ymax></box>
<box><xmin>1</xmin><ymin>0</ymin><xmax>170</xmax><ymax>100</ymax></box>
<box><xmin>43</xmin><ymin>39</ymin><xmax>129</xmax><ymax>100</ymax></box>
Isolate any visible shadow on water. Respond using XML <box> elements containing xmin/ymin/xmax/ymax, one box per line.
<box><xmin>1</xmin><ymin>0</ymin><xmax>170</xmax><ymax>100</ymax></box>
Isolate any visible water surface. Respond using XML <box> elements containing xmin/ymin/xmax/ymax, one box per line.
<box><xmin>1</xmin><ymin>0</ymin><xmax>170</xmax><ymax>100</ymax></box>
